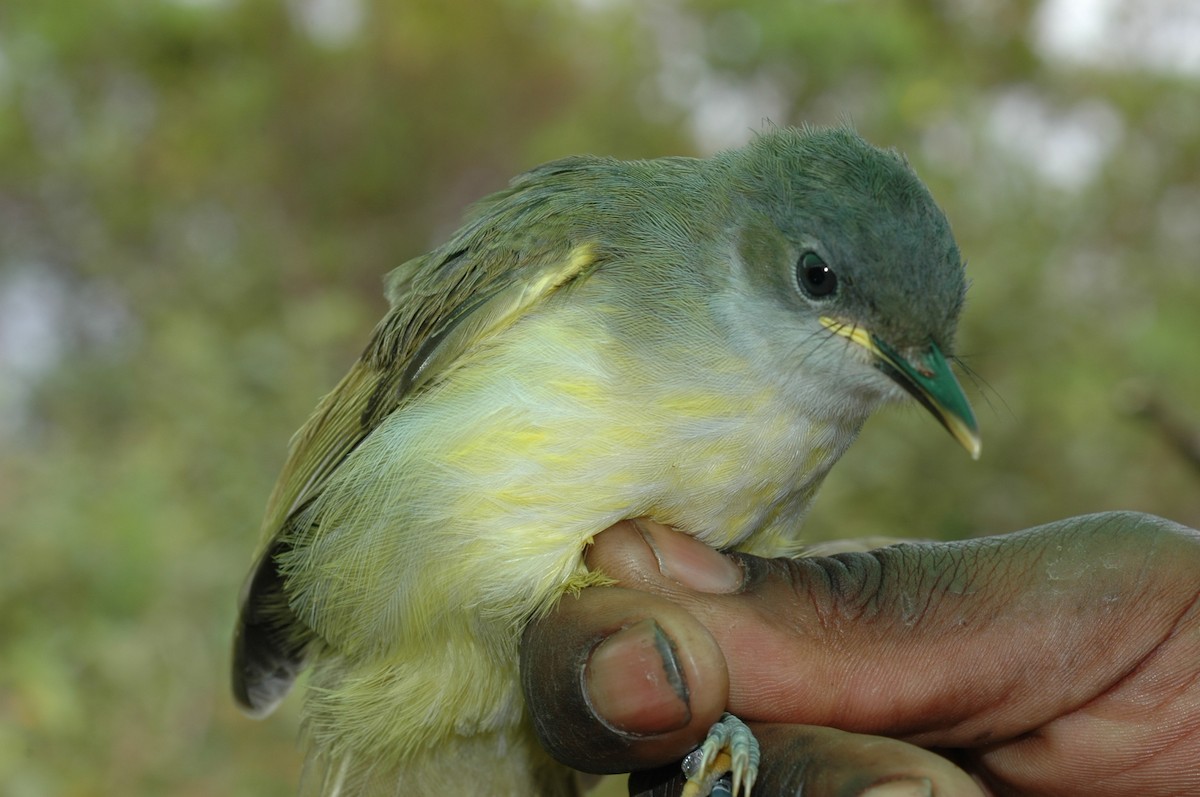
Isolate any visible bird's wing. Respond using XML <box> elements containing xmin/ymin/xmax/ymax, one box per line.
<box><xmin>263</xmin><ymin>240</ymin><xmax>599</xmax><ymax>533</ymax></box>
<box><xmin>233</xmin><ymin>161</ymin><xmax>606</xmax><ymax>715</ymax></box>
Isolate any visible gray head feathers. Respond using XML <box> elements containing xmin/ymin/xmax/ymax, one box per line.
<box><xmin>726</xmin><ymin>126</ymin><xmax>966</xmax><ymax>354</ymax></box>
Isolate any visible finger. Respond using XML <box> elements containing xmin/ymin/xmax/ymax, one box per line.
<box><xmin>629</xmin><ymin>723</ymin><xmax>986</xmax><ymax>797</ymax></box>
<box><xmin>591</xmin><ymin>514</ymin><xmax>1200</xmax><ymax>766</ymax></box>
<box><xmin>520</xmin><ymin>576</ymin><xmax>730</xmax><ymax>773</ymax></box>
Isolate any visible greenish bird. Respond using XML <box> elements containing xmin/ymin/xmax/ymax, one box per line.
<box><xmin>232</xmin><ymin>126</ymin><xmax>980</xmax><ymax>796</ymax></box>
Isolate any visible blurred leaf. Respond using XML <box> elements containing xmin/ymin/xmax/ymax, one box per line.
<box><xmin>1</xmin><ymin>0</ymin><xmax>1198</xmax><ymax>793</ymax></box>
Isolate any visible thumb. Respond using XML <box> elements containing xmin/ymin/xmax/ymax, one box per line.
<box><xmin>584</xmin><ymin>514</ymin><xmax>1200</xmax><ymax>751</ymax></box>
<box><xmin>524</xmin><ymin>514</ymin><xmax>1200</xmax><ymax>794</ymax></box>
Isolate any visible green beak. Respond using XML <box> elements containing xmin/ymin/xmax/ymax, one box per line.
<box><xmin>820</xmin><ymin>318</ymin><xmax>982</xmax><ymax>459</ymax></box>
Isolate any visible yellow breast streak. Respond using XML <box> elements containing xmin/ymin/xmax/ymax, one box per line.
<box><xmin>305</xmin><ymin>304</ymin><xmax>853</xmax><ymax>641</ymax></box>
<box><xmin>296</xmin><ymin>295</ymin><xmax>859</xmax><ymax>759</ymax></box>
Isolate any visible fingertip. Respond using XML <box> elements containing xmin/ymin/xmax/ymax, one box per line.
<box><xmin>522</xmin><ymin>587</ymin><xmax>728</xmax><ymax>774</ymax></box>
<box><xmin>584</xmin><ymin>618</ymin><xmax>692</xmax><ymax>736</ymax></box>
<box><xmin>586</xmin><ymin>519</ymin><xmax>743</xmax><ymax>594</ymax></box>
<box><xmin>633</xmin><ymin>519</ymin><xmax>743</xmax><ymax>594</ymax></box>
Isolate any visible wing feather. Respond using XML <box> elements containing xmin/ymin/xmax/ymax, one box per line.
<box><xmin>232</xmin><ymin>158</ymin><xmax>607</xmax><ymax>715</ymax></box>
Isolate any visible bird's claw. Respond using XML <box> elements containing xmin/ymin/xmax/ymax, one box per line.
<box><xmin>680</xmin><ymin>713</ymin><xmax>759</xmax><ymax>797</ymax></box>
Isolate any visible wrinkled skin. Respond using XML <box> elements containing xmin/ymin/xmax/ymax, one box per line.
<box><xmin>522</xmin><ymin>514</ymin><xmax>1200</xmax><ymax>796</ymax></box>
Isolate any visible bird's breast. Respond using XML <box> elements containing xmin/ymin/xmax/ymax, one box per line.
<box><xmin>640</xmin><ymin>386</ymin><xmax>860</xmax><ymax>554</ymax></box>
<box><xmin>291</xmin><ymin>300</ymin><xmax>865</xmax><ymax>655</ymax></box>
<box><xmin>444</xmin><ymin>299</ymin><xmax>865</xmax><ymax>554</ymax></box>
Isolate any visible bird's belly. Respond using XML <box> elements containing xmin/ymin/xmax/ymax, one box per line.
<box><xmin>639</xmin><ymin>402</ymin><xmax>849</xmax><ymax>552</ymax></box>
<box><xmin>290</xmin><ymin>309</ymin><xmax>862</xmax><ymax>766</ymax></box>
<box><xmin>292</xmin><ymin>310</ymin><xmax>860</xmax><ymax>657</ymax></box>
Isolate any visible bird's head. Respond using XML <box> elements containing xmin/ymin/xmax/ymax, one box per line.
<box><xmin>723</xmin><ymin>126</ymin><xmax>980</xmax><ymax>458</ymax></box>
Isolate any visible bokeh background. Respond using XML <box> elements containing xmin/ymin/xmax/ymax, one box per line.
<box><xmin>2</xmin><ymin>0</ymin><xmax>1198</xmax><ymax>793</ymax></box>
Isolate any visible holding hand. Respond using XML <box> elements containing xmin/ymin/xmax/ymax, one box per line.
<box><xmin>522</xmin><ymin>514</ymin><xmax>1200</xmax><ymax>796</ymax></box>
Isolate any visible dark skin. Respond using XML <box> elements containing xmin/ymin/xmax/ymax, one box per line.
<box><xmin>520</xmin><ymin>513</ymin><xmax>1200</xmax><ymax>796</ymax></box>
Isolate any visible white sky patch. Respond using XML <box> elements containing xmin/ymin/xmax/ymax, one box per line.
<box><xmin>0</xmin><ymin>265</ymin><xmax>133</xmax><ymax>438</ymax></box>
<box><xmin>688</xmin><ymin>73</ymin><xmax>788</xmax><ymax>153</ymax></box>
<box><xmin>0</xmin><ymin>266</ymin><xmax>66</xmax><ymax>381</ymax></box>
<box><xmin>1034</xmin><ymin>0</ymin><xmax>1200</xmax><ymax>75</ymax></box>
<box><xmin>0</xmin><ymin>266</ymin><xmax>67</xmax><ymax>435</ymax></box>
<box><xmin>987</xmin><ymin>87</ymin><xmax>1124</xmax><ymax>191</ymax></box>
<box><xmin>639</xmin><ymin>2</ymin><xmax>785</xmax><ymax>152</ymax></box>
<box><xmin>288</xmin><ymin>0</ymin><xmax>364</xmax><ymax>48</ymax></box>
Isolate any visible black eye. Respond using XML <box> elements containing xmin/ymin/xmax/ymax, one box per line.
<box><xmin>797</xmin><ymin>251</ymin><xmax>838</xmax><ymax>299</ymax></box>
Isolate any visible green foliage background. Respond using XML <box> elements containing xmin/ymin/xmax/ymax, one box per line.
<box><xmin>1</xmin><ymin>1</ymin><xmax>1197</xmax><ymax>793</ymax></box>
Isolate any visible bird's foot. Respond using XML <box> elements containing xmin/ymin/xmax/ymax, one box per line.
<box><xmin>680</xmin><ymin>712</ymin><xmax>759</xmax><ymax>797</ymax></box>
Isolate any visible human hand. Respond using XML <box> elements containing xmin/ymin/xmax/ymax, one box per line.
<box><xmin>521</xmin><ymin>514</ymin><xmax>1200</xmax><ymax>796</ymax></box>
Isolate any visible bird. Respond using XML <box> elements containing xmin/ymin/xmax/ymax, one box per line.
<box><xmin>231</xmin><ymin>125</ymin><xmax>980</xmax><ymax>797</ymax></box>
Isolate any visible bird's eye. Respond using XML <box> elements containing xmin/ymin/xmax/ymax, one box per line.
<box><xmin>796</xmin><ymin>251</ymin><xmax>838</xmax><ymax>299</ymax></box>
